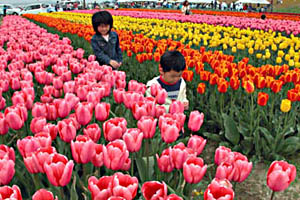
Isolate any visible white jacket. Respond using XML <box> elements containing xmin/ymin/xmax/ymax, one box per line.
<box><xmin>146</xmin><ymin>76</ymin><xmax>189</xmax><ymax>112</ymax></box>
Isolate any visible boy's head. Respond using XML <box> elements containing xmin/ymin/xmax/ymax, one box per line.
<box><xmin>159</xmin><ymin>50</ymin><xmax>186</xmax><ymax>84</ymax></box>
<box><xmin>92</xmin><ymin>11</ymin><xmax>113</xmax><ymax>35</ymax></box>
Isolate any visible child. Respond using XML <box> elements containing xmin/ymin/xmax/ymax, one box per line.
<box><xmin>91</xmin><ymin>11</ymin><xmax>122</xmax><ymax>69</ymax></box>
<box><xmin>146</xmin><ymin>50</ymin><xmax>189</xmax><ymax>111</ymax></box>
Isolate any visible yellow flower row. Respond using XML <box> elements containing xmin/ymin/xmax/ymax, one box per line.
<box><xmin>40</xmin><ymin>12</ymin><xmax>300</xmax><ymax>66</ymax></box>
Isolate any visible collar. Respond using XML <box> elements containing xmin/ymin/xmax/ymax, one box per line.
<box><xmin>159</xmin><ymin>75</ymin><xmax>179</xmax><ymax>86</ymax></box>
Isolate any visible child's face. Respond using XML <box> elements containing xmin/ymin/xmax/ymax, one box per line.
<box><xmin>97</xmin><ymin>24</ymin><xmax>110</xmax><ymax>36</ymax></box>
<box><xmin>161</xmin><ymin>70</ymin><xmax>183</xmax><ymax>85</ymax></box>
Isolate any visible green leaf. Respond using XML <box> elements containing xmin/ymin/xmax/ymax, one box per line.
<box><xmin>258</xmin><ymin>127</ymin><xmax>274</xmax><ymax>146</ymax></box>
<box><xmin>203</xmin><ymin>132</ymin><xmax>221</xmax><ymax>142</ymax></box>
<box><xmin>240</xmin><ymin>137</ymin><xmax>253</xmax><ymax>155</ymax></box>
<box><xmin>71</xmin><ymin>175</ymin><xmax>78</xmax><ymax>200</ymax></box>
<box><xmin>281</xmin><ymin>137</ymin><xmax>300</xmax><ymax>155</ymax></box>
<box><xmin>282</xmin><ymin>127</ymin><xmax>295</xmax><ymax>137</ymax></box>
<box><xmin>222</xmin><ymin>113</ymin><xmax>240</xmax><ymax>145</ymax></box>
<box><xmin>135</xmin><ymin>157</ymin><xmax>147</xmax><ymax>182</ymax></box>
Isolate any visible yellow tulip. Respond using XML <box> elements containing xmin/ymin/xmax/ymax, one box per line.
<box><xmin>284</xmin><ymin>54</ymin><xmax>290</xmax><ymax>61</ymax></box>
<box><xmin>265</xmin><ymin>52</ymin><xmax>271</xmax><ymax>59</ymax></box>
<box><xmin>232</xmin><ymin>47</ymin><xmax>237</xmax><ymax>53</ymax></box>
<box><xmin>294</xmin><ymin>55</ymin><xmax>299</xmax><ymax>62</ymax></box>
<box><xmin>256</xmin><ymin>53</ymin><xmax>262</xmax><ymax>59</ymax></box>
<box><xmin>280</xmin><ymin>99</ymin><xmax>291</xmax><ymax>113</ymax></box>
<box><xmin>278</xmin><ymin>50</ymin><xmax>284</xmax><ymax>58</ymax></box>
<box><xmin>276</xmin><ymin>57</ymin><xmax>282</xmax><ymax>64</ymax></box>
<box><xmin>223</xmin><ymin>44</ymin><xmax>228</xmax><ymax>50</ymax></box>
<box><xmin>248</xmin><ymin>48</ymin><xmax>254</xmax><ymax>55</ymax></box>
<box><xmin>289</xmin><ymin>59</ymin><xmax>295</xmax><ymax>67</ymax></box>
<box><xmin>295</xmin><ymin>62</ymin><xmax>300</xmax><ymax>68</ymax></box>
<box><xmin>271</xmin><ymin>44</ymin><xmax>277</xmax><ymax>51</ymax></box>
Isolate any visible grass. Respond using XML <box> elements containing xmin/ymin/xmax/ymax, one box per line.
<box><xmin>273</xmin><ymin>7</ymin><xmax>300</xmax><ymax>13</ymax></box>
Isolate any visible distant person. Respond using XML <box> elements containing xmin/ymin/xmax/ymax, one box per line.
<box><xmin>74</xmin><ymin>2</ymin><xmax>78</xmax><ymax>10</ymax></box>
<box><xmin>55</xmin><ymin>1</ymin><xmax>60</xmax><ymax>12</ymax></box>
<box><xmin>93</xmin><ymin>1</ymin><xmax>97</xmax><ymax>9</ymax></box>
<box><xmin>181</xmin><ymin>0</ymin><xmax>191</xmax><ymax>15</ymax></box>
<box><xmin>3</xmin><ymin>5</ymin><xmax>7</xmax><ymax>16</ymax></box>
<box><xmin>91</xmin><ymin>11</ymin><xmax>122</xmax><ymax>69</ymax></box>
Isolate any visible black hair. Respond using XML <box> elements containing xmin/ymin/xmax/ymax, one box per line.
<box><xmin>92</xmin><ymin>11</ymin><xmax>113</xmax><ymax>35</ymax></box>
<box><xmin>160</xmin><ymin>51</ymin><xmax>186</xmax><ymax>72</ymax></box>
<box><xmin>261</xmin><ymin>14</ymin><xmax>266</xmax><ymax>20</ymax></box>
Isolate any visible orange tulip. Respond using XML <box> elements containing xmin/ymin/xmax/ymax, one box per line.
<box><xmin>200</xmin><ymin>71</ymin><xmax>211</xmax><ymax>81</ymax></box>
<box><xmin>154</xmin><ymin>53</ymin><xmax>160</xmax><ymax>62</ymax></box>
<box><xmin>256</xmin><ymin>77</ymin><xmax>266</xmax><ymax>89</ymax></box>
<box><xmin>270</xmin><ymin>80</ymin><xmax>283</xmax><ymax>93</ymax></box>
<box><xmin>229</xmin><ymin>76</ymin><xmax>240</xmax><ymax>90</ymax></box>
<box><xmin>127</xmin><ymin>50</ymin><xmax>133</xmax><ymax>57</ymax></box>
<box><xmin>243</xmin><ymin>81</ymin><xmax>255</xmax><ymax>93</ymax></box>
<box><xmin>182</xmin><ymin>70</ymin><xmax>194</xmax><ymax>82</ymax></box>
<box><xmin>217</xmin><ymin>79</ymin><xmax>229</xmax><ymax>93</ymax></box>
<box><xmin>209</xmin><ymin>74</ymin><xmax>219</xmax><ymax>85</ymax></box>
<box><xmin>195</xmin><ymin>62</ymin><xmax>204</xmax><ymax>74</ymax></box>
<box><xmin>197</xmin><ymin>83</ymin><xmax>206</xmax><ymax>94</ymax></box>
<box><xmin>257</xmin><ymin>92</ymin><xmax>269</xmax><ymax>106</ymax></box>
<box><xmin>287</xmin><ymin>89</ymin><xmax>298</xmax><ymax>102</ymax></box>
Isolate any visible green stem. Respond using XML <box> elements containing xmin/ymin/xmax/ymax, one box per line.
<box><xmin>109</xmin><ymin>110</ymin><xmax>117</xmax><ymax>118</ymax></box>
<box><xmin>270</xmin><ymin>190</ymin><xmax>275</xmax><ymax>200</ymax></box>
<box><xmin>146</xmin><ymin>139</ymin><xmax>150</xmax><ymax>180</ymax></box>
<box><xmin>60</xmin><ymin>187</ymin><xmax>65</xmax><ymax>199</ymax></box>
<box><xmin>32</xmin><ymin>173</ymin><xmax>42</xmax><ymax>190</ymax></box>
<box><xmin>131</xmin><ymin>153</ymin><xmax>134</xmax><ymax>177</ymax></box>
<box><xmin>250</xmin><ymin>94</ymin><xmax>254</xmax><ymax>133</ymax></box>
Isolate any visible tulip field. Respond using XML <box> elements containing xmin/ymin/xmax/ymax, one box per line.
<box><xmin>0</xmin><ymin>7</ymin><xmax>299</xmax><ymax>200</ymax></box>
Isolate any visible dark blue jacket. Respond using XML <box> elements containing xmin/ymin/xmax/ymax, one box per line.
<box><xmin>91</xmin><ymin>31</ymin><xmax>123</xmax><ymax>66</ymax></box>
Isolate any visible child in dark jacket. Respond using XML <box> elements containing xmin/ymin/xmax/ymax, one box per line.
<box><xmin>91</xmin><ymin>11</ymin><xmax>122</xmax><ymax>69</ymax></box>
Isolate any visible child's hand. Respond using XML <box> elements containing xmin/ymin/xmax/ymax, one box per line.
<box><xmin>109</xmin><ymin>60</ymin><xmax>120</xmax><ymax>69</ymax></box>
<box><xmin>184</xmin><ymin>102</ymin><xmax>189</xmax><ymax>110</ymax></box>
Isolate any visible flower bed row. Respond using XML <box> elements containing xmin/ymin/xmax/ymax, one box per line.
<box><xmin>40</xmin><ymin>12</ymin><xmax>300</xmax><ymax>68</ymax></box>
<box><xmin>70</xmin><ymin>9</ymin><xmax>300</xmax><ymax>35</ymax></box>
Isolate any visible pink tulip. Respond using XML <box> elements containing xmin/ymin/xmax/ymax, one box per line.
<box><xmin>215</xmin><ymin>162</ymin><xmax>235</xmax><ymax>181</ymax></box>
<box><xmin>103</xmin><ymin>117</ymin><xmax>127</xmax><ymax>142</ymax></box>
<box><xmin>0</xmin><ymin>145</ymin><xmax>15</xmax><ymax>162</ymax></box>
<box><xmin>122</xmin><ymin>91</ymin><xmax>144</xmax><ymax>109</ymax></box>
<box><xmin>53</xmin><ymin>99</ymin><xmax>71</xmax><ymax>119</ymax></box>
<box><xmin>44</xmin><ymin>153</ymin><xmax>74</xmax><ymax>187</ymax></box>
<box><xmin>156</xmin><ymin>88</ymin><xmax>168</xmax><ymax>105</ymax></box>
<box><xmin>187</xmin><ymin>135</ymin><xmax>206</xmax><ymax>156</ymax></box>
<box><xmin>166</xmin><ymin>194</ymin><xmax>183</xmax><ymax>200</ymax></box>
<box><xmin>103</xmin><ymin>139</ymin><xmax>129</xmax><ymax>171</ymax></box>
<box><xmin>156</xmin><ymin>147</ymin><xmax>174</xmax><ymax>173</ymax></box>
<box><xmin>112</xmin><ymin>172</ymin><xmax>139</xmax><ymax>200</ymax></box>
<box><xmin>214</xmin><ymin>146</ymin><xmax>235</xmax><ymax>166</ymax></box>
<box><xmin>160</xmin><ymin>119</ymin><xmax>180</xmax><ymax>144</ymax></box>
<box><xmin>183</xmin><ymin>157</ymin><xmax>207</xmax><ymax>184</ymax></box>
<box><xmin>17</xmin><ymin>135</ymin><xmax>50</xmax><ymax>158</ymax></box>
<box><xmin>75</xmin><ymin>102</ymin><xmax>93</xmax><ymax>126</ymax></box>
<box><xmin>188</xmin><ymin>111</ymin><xmax>204</xmax><ymax>132</ymax></box>
<box><xmin>150</xmin><ymin>83</ymin><xmax>162</xmax><ymax>97</ymax></box>
<box><xmin>84</xmin><ymin>123</ymin><xmax>101</xmax><ymax>143</ymax></box>
<box><xmin>64</xmin><ymin>93</ymin><xmax>79</xmax><ymax>110</ymax></box>
<box><xmin>30</xmin><ymin>117</ymin><xmax>47</xmax><ymax>134</ymax></box>
<box><xmin>0</xmin><ymin>97</ymin><xmax>5</xmax><ymax>111</ymax></box>
<box><xmin>113</xmin><ymin>88</ymin><xmax>125</xmax><ymax>104</ymax></box>
<box><xmin>128</xmin><ymin>80</ymin><xmax>146</xmax><ymax>94</ymax></box>
<box><xmin>169</xmin><ymin>100</ymin><xmax>184</xmax><ymax>114</ymax></box>
<box><xmin>53</xmin><ymin>76</ymin><xmax>63</xmax><ymax>90</ymax></box>
<box><xmin>231</xmin><ymin>158</ymin><xmax>252</xmax><ymax>183</ymax></box>
<box><xmin>23</xmin><ymin>146</ymin><xmax>56</xmax><ymax>174</ymax></box>
<box><xmin>33</xmin><ymin>132</ymin><xmax>52</xmax><ymax>149</ymax></box>
<box><xmin>122</xmin><ymin>128</ymin><xmax>144</xmax><ymax>152</ymax></box>
<box><xmin>0</xmin><ymin>185</ymin><xmax>22</xmax><ymax>200</ymax></box>
<box><xmin>4</xmin><ymin>106</ymin><xmax>25</xmax><ymax>130</ymax></box>
<box><xmin>40</xmin><ymin>93</ymin><xmax>53</xmax><ymax>103</ymax></box>
<box><xmin>171</xmin><ymin>142</ymin><xmax>196</xmax><ymax>169</ymax></box>
<box><xmin>88</xmin><ymin>176</ymin><xmax>113</xmax><ymax>200</ymax></box>
<box><xmin>57</xmin><ymin>120</ymin><xmax>77</xmax><ymax>143</ymax></box>
<box><xmin>141</xmin><ymin>181</ymin><xmax>167</xmax><ymax>200</ymax></box>
<box><xmin>63</xmin><ymin>81</ymin><xmax>76</xmax><ymax>94</ymax></box>
<box><xmin>155</xmin><ymin>105</ymin><xmax>166</xmax><ymax>118</ymax></box>
<box><xmin>95</xmin><ymin>102</ymin><xmax>110</xmax><ymax>122</ymax></box>
<box><xmin>88</xmin><ymin>55</ymin><xmax>96</xmax><ymax>62</ymax></box>
<box><xmin>71</xmin><ymin>135</ymin><xmax>95</xmax><ymax>164</ymax></box>
<box><xmin>137</xmin><ymin>116</ymin><xmax>157</xmax><ymax>139</ymax></box>
<box><xmin>92</xmin><ymin>144</ymin><xmax>104</xmax><ymax>167</ymax></box>
<box><xmin>0</xmin><ymin>158</ymin><xmax>15</xmax><ymax>185</ymax></box>
<box><xmin>131</xmin><ymin>101</ymin><xmax>148</xmax><ymax>120</ymax></box>
<box><xmin>0</xmin><ymin>112</ymin><xmax>9</xmax><ymax>135</ymax></box>
<box><xmin>43</xmin><ymin>123</ymin><xmax>58</xmax><ymax>140</ymax></box>
<box><xmin>32</xmin><ymin>189</ymin><xmax>58</xmax><ymax>200</ymax></box>
<box><xmin>121</xmin><ymin>157</ymin><xmax>131</xmax><ymax>171</ymax></box>
<box><xmin>267</xmin><ymin>161</ymin><xmax>296</xmax><ymax>192</ymax></box>
<box><xmin>76</xmin><ymin>85</ymin><xmax>89</xmax><ymax>101</ymax></box>
<box><xmin>204</xmin><ymin>178</ymin><xmax>234</xmax><ymax>200</ymax></box>
<box><xmin>68</xmin><ymin>114</ymin><xmax>81</xmax><ymax>130</ymax></box>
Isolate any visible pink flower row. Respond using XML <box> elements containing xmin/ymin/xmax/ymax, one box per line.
<box><xmin>73</xmin><ymin>10</ymin><xmax>300</xmax><ymax>35</ymax></box>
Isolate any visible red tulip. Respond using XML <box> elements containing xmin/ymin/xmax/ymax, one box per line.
<box><xmin>188</xmin><ymin>111</ymin><xmax>204</xmax><ymax>132</ymax></box>
<box><xmin>0</xmin><ymin>185</ymin><xmax>22</xmax><ymax>200</ymax></box>
<box><xmin>257</xmin><ymin>92</ymin><xmax>269</xmax><ymax>106</ymax></box>
<box><xmin>32</xmin><ymin>189</ymin><xmax>58</xmax><ymax>200</ymax></box>
<box><xmin>95</xmin><ymin>102</ymin><xmax>110</xmax><ymax>122</ymax></box>
<box><xmin>30</xmin><ymin>117</ymin><xmax>47</xmax><ymax>134</ymax></box>
<box><xmin>267</xmin><ymin>161</ymin><xmax>296</xmax><ymax>192</ymax></box>
<box><xmin>71</xmin><ymin>135</ymin><xmax>95</xmax><ymax>164</ymax></box>
<box><xmin>84</xmin><ymin>123</ymin><xmax>101</xmax><ymax>143</ymax></box>
<box><xmin>141</xmin><ymin>181</ymin><xmax>167</xmax><ymax>200</ymax></box>
<box><xmin>229</xmin><ymin>76</ymin><xmax>240</xmax><ymax>90</ymax></box>
<box><xmin>88</xmin><ymin>176</ymin><xmax>113</xmax><ymax>200</ymax></box>
<box><xmin>204</xmin><ymin>178</ymin><xmax>234</xmax><ymax>200</ymax></box>
<box><xmin>112</xmin><ymin>172</ymin><xmax>139</xmax><ymax>200</ymax></box>
<box><xmin>75</xmin><ymin>102</ymin><xmax>93</xmax><ymax>126</ymax></box>
<box><xmin>243</xmin><ymin>80</ymin><xmax>255</xmax><ymax>93</ymax></box>
<box><xmin>0</xmin><ymin>113</ymin><xmax>9</xmax><ymax>135</ymax></box>
<box><xmin>57</xmin><ymin>120</ymin><xmax>77</xmax><ymax>143</ymax></box>
<box><xmin>103</xmin><ymin>139</ymin><xmax>129</xmax><ymax>171</ymax></box>
<box><xmin>122</xmin><ymin>128</ymin><xmax>144</xmax><ymax>152</ymax></box>
<box><xmin>103</xmin><ymin>118</ymin><xmax>127</xmax><ymax>142</ymax></box>
<box><xmin>137</xmin><ymin>116</ymin><xmax>157</xmax><ymax>139</ymax></box>
<box><xmin>197</xmin><ymin>82</ymin><xmax>206</xmax><ymax>94</ymax></box>
<box><xmin>156</xmin><ymin>147</ymin><xmax>174</xmax><ymax>173</ymax></box>
<box><xmin>187</xmin><ymin>135</ymin><xmax>207</xmax><ymax>156</ymax></box>
<box><xmin>92</xmin><ymin>144</ymin><xmax>104</xmax><ymax>167</ymax></box>
<box><xmin>183</xmin><ymin>157</ymin><xmax>207</xmax><ymax>184</ymax></box>
<box><xmin>44</xmin><ymin>153</ymin><xmax>74</xmax><ymax>187</ymax></box>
